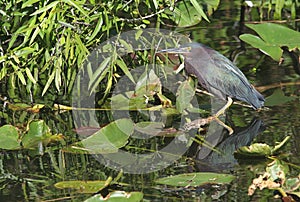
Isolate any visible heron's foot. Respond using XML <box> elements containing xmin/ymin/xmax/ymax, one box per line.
<box><xmin>213</xmin><ymin>116</ymin><xmax>234</xmax><ymax>135</ymax></box>
<box><xmin>183</xmin><ymin>117</ymin><xmax>214</xmax><ymax>131</ymax></box>
<box><xmin>183</xmin><ymin>116</ymin><xmax>234</xmax><ymax>135</ymax></box>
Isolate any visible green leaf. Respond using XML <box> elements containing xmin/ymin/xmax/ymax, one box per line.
<box><xmin>14</xmin><ymin>47</ymin><xmax>36</xmax><ymax>57</ymax></box>
<box><xmin>71</xmin><ymin>119</ymin><xmax>134</xmax><ymax>154</ymax></box>
<box><xmin>134</xmin><ymin>69</ymin><xmax>161</xmax><ymax>97</ymax></box>
<box><xmin>62</xmin><ymin>0</ymin><xmax>89</xmax><ymax>18</ymax></box>
<box><xmin>266</xmin><ymin>159</ymin><xmax>288</xmax><ymax>182</ymax></box>
<box><xmin>22</xmin><ymin>0</ymin><xmax>41</xmax><ymax>8</ymax></box>
<box><xmin>42</xmin><ymin>70</ymin><xmax>55</xmax><ymax>96</ymax></box>
<box><xmin>171</xmin><ymin>5</ymin><xmax>201</xmax><ymax>27</ymax></box>
<box><xmin>84</xmin><ymin>191</ymin><xmax>143</xmax><ymax>202</ymax></box>
<box><xmin>0</xmin><ymin>125</ymin><xmax>21</xmax><ymax>150</ymax></box>
<box><xmin>285</xmin><ymin>177</ymin><xmax>300</xmax><ymax>192</ymax></box>
<box><xmin>55</xmin><ymin>57</ymin><xmax>62</xmax><ymax>91</ymax></box>
<box><xmin>236</xmin><ymin>143</ymin><xmax>272</xmax><ymax>157</ymax></box>
<box><xmin>190</xmin><ymin>0</ymin><xmax>210</xmax><ymax>22</ymax></box>
<box><xmin>116</xmin><ymin>58</ymin><xmax>135</xmax><ymax>84</ymax></box>
<box><xmin>240</xmin><ymin>23</ymin><xmax>300</xmax><ymax>61</ymax></box>
<box><xmin>25</xmin><ymin>67</ymin><xmax>37</xmax><ymax>84</ymax></box>
<box><xmin>168</xmin><ymin>0</ymin><xmax>217</xmax><ymax>27</ymax></box>
<box><xmin>205</xmin><ymin>0</ymin><xmax>220</xmax><ymax>15</ymax></box>
<box><xmin>0</xmin><ymin>67</ymin><xmax>7</xmax><ymax>81</ymax></box>
<box><xmin>88</xmin><ymin>56</ymin><xmax>111</xmax><ymax>90</ymax></box>
<box><xmin>235</xmin><ymin>136</ymin><xmax>290</xmax><ymax>157</ymax></box>
<box><xmin>274</xmin><ymin>0</ymin><xmax>285</xmax><ymax>19</ymax></box>
<box><xmin>55</xmin><ymin>180</ymin><xmax>109</xmax><ymax>193</ymax></box>
<box><xmin>265</xmin><ymin>88</ymin><xmax>297</xmax><ymax>106</ymax></box>
<box><xmin>156</xmin><ymin>172</ymin><xmax>235</xmax><ymax>187</ymax></box>
<box><xmin>110</xmin><ymin>93</ymin><xmax>131</xmax><ymax>110</ymax></box>
<box><xmin>245</xmin><ymin>23</ymin><xmax>300</xmax><ymax>50</ymax></box>
<box><xmin>30</xmin><ymin>1</ymin><xmax>59</xmax><ymax>16</ymax></box>
<box><xmin>22</xmin><ymin>120</ymin><xmax>51</xmax><ymax>149</ymax></box>
<box><xmin>87</xmin><ymin>16</ymin><xmax>103</xmax><ymax>43</ymax></box>
<box><xmin>239</xmin><ymin>34</ymin><xmax>282</xmax><ymax>61</ymax></box>
<box><xmin>29</xmin><ymin>26</ymin><xmax>40</xmax><ymax>45</ymax></box>
<box><xmin>16</xmin><ymin>71</ymin><xmax>27</xmax><ymax>85</ymax></box>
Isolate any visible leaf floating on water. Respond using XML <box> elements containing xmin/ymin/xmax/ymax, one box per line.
<box><xmin>84</xmin><ymin>191</ymin><xmax>143</xmax><ymax>202</ymax></box>
<box><xmin>236</xmin><ymin>143</ymin><xmax>272</xmax><ymax>157</ymax></box>
<box><xmin>156</xmin><ymin>172</ymin><xmax>235</xmax><ymax>187</ymax></box>
<box><xmin>0</xmin><ymin>125</ymin><xmax>21</xmax><ymax>150</ymax></box>
<box><xmin>55</xmin><ymin>179</ymin><xmax>110</xmax><ymax>193</ymax></box>
<box><xmin>66</xmin><ymin>119</ymin><xmax>134</xmax><ymax>154</ymax></box>
<box><xmin>265</xmin><ymin>88</ymin><xmax>296</xmax><ymax>107</ymax></box>
<box><xmin>22</xmin><ymin>120</ymin><xmax>52</xmax><ymax>149</ymax></box>
<box><xmin>235</xmin><ymin>136</ymin><xmax>290</xmax><ymax>157</ymax></box>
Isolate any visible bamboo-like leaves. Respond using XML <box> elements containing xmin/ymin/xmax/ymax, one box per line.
<box><xmin>30</xmin><ymin>1</ymin><xmax>59</xmax><ymax>16</ymax></box>
<box><xmin>87</xmin><ymin>16</ymin><xmax>103</xmax><ymax>43</ymax></box>
<box><xmin>190</xmin><ymin>0</ymin><xmax>210</xmax><ymax>22</ymax></box>
<box><xmin>61</xmin><ymin>0</ymin><xmax>89</xmax><ymax>18</ymax></box>
<box><xmin>88</xmin><ymin>56</ymin><xmax>112</xmax><ymax>92</ymax></box>
<box><xmin>1</xmin><ymin>0</ymin><xmax>219</xmax><ymax>98</ymax></box>
<box><xmin>25</xmin><ymin>67</ymin><xmax>36</xmax><ymax>84</ymax></box>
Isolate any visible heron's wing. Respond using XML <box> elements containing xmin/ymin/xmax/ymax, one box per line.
<box><xmin>209</xmin><ymin>52</ymin><xmax>264</xmax><ymax>108</ymax></box>
<box><xmin>211</xmin><ymin>52</ymin><xmax>250</xmax><ymax>87</ymax></box>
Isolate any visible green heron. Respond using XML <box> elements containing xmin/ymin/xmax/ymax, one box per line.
<box><xmin>162</xmin><ymin>42</ymin><xmax>265</xmax><ymax>116</ymax></box>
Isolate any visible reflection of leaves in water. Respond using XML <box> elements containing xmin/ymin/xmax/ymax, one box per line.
<box><xmin>265</xmin><ymin>88</ymin><xmax>296</xmax><ymax>107</ymax></box>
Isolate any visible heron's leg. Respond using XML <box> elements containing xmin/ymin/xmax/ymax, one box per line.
<box><xmin>214</xmin><ymin>97</ymin><xmax>233</xmax><ymax>117</ymax></box>
<box><xmin>212</xmin><ymin>97</ymin><xmax>234</xmax><ymax>135</ymax></box>
<box><xmin>183</xmin><ymin>97</ymin><xmax>234</xmax><ymax>134</ymax></box>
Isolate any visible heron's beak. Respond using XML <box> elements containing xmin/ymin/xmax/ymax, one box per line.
<box><xmin>158</xmin><ymin>46</ymin><xmax>191</xmax><ymax>54</ymax></box>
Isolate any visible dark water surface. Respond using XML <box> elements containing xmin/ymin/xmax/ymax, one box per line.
<box><xmin>1</xmin><ymin>1</ymin><xmax>300</xmax><ymax>201</ymax></box>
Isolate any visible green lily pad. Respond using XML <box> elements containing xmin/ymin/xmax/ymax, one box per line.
<box><xmin>0</xmin><ymin>125</ymin><xmax>21</xmax><ymax>150</ymax></box>
<box><xmin>22</xmin><ymin>120</ymin><xmax>52</xmax><ymax>149</ymax></box>
<box><xmin>134</xmin><ymin>121</ymin><xmax>164</xmax><ymax>136</ymax></box>
<box><xmin>285</xmin><ymin>177</ymin><xmax>300</xmax><ymax>192</ymax></box>
<box><xmin>235</xmin><ymin>136</ymin><xmax>290</xmax><ymax>157</ymax></box>
<box><xmin>84</xmin><ymin>191</ymin><xmax>143</xmax><ymax>202</ymax></box>
<box><xmin>265</xmin><ymin>88</ymin><xmax>297</xmax><ymax>107</ymax></box>
<box><xmin>55</xmin><ymin>180</ymin><xmax>109</xmax><ymax>193</ymax></box>
<box><xmin>240</xmin><ymin>23</ymin><xmax>300</xmax><ymax>61</ymax></box>
<box><xmin>156</xmin><ymin>172</ymin><xmax>235</xmax><ymax>187</ymax></box>
<box><xmin>236</xmin><ymin>143</ymin><xmax>272</xmax><ymax>157</ymax></box>
<box><xmin>69</xmin><ymin>118</ymin><xmax>134</xmax><ymax>154</ymax></box>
